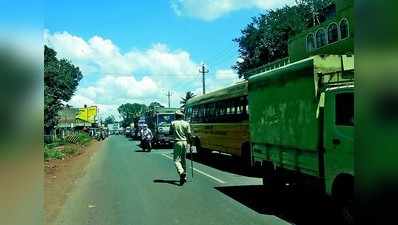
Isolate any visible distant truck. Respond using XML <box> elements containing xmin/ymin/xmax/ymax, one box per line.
<box><xmin>249</xmin><ymin>55</ymin><xmax>354</xmax><ymax>214</ymax></box>
<box><xmin>146</xmin><ymin>108</ymin><xmax>179</xmax><ymax>146</ymax></box>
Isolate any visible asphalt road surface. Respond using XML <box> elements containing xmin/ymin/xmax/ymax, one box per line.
<box><xmin>54</xmin><ymin>135</ymin><xmax>338</xmax><ymax>225</ymax></box>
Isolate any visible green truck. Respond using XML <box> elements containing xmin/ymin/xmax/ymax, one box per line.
<box><xmin>146</xmin><ymin>108</ymin><xmax>179</xmax><ymax>146</ymax></box>
<box><xmin>249</xmin><ymin>55</ymin><xmax>354</xmax><ymax>214</ymax></box>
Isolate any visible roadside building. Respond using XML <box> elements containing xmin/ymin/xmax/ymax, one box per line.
<box><xmin>55</xmin><ymin>107</ymin><xmax>95</xmax><ymax>139</ymax></box>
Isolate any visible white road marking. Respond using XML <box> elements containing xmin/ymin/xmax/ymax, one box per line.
<box><xmin>161</xmin><ymin>153</ymin><xmax>173</xmax><ymax>160</ymax></box>
<box><xmin>192</xmin><ymin>168</ymin><xmax>226</xmax><ymax>184</ymax></box>
<box><xmin>161</xmin><ymin>153</ymin><xmax>226</xmax><ymax>184</ymax></box>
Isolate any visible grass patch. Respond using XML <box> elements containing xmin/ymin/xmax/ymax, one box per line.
<box><xmin>63</xmin><ymin>146</ymin><xmax>79</xmax><ymax>155</ymax></box>
<box><xmin>44</xmin><ymin>146</ymin><xmax>65</xmax><ymax>160</ymax></box>
<box><xmin>77</xmin><ymin>132</ymin><xmax>92</xmax><ymax>146</ymax></box>
<box><xmin>44</xmin><ymin>132</ymin><xmax>93</xmax><ymax>160</ymax></box>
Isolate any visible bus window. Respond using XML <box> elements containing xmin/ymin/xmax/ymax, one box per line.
<box><xmin>209</xmin><ymin>103</ymin><xmax>215</xmax><ymax>117</ymax></box>
<box><xmin>220</xmin><ymin>102</ymin><xmax>226</xmax><ymax>116</ymax></box>
<box><xmin>192</xmin><ymin>106</ymin><xmax>197</xmax><ymax>121</ymax></box>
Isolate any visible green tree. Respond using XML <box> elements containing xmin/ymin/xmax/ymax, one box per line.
<box><xmin>233</xmin><ymin>0</ymin><xmax>331</xmax><ymax>79</ymax></box>
<box><xmin>148</xmin><ymin>102</ymin><xmax>164</xmax><ymax>111</ymax></box>
<box><xmin>117</xmin><ymin>103</ymin><xmax>147</xmax><ymax>128</ymax></box>
<box><xmin>44</xmin><ymin>45</ymin><xmax>83</xmax><ymax>134</ymax></box>
<box><xmin>180</xmin><ymin>91</ymin><xmax>196</xmax><ymax>109</ymax></box>
<box><xmin>104</xmin><ymin>115</ymin><xmax>116</xmax><ymax>126</ymax></box>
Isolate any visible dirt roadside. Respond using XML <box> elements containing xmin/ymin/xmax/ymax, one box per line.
<box><xmin>44</xmin><ymin>140</ymin><xmax>103</xmax><ymax>225</ymax></box>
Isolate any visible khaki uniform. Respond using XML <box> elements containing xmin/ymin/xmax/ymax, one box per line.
<box><xmin>170</xmin><ymin>119</ymin><xmax>191</xmax><ymax>175</ymax></box>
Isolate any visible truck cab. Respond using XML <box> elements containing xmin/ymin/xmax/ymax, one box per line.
<box><xmin>154</xmin><ymin>113</ymin><xmax>175</xmax><ymax>145</ymax></box>
<box><xmin>324</xmin><ymin>85</ymin><xmax>354</xmax><ymax>199</ymax></box>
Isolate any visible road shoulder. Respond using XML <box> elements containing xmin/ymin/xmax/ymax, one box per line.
<box><xmin>44</xmin><ymin>140</ymin><xmax>103</xmax><ymax>225</ymax></box>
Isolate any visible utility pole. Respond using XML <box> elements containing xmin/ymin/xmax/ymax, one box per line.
<box><xmin>199</xmin><ymin>63</ymin><xmax>209</xmax><ymax>94</ymax></box>
<box><xmin>166</xmin><ymin>91</ymin><xmax>172</xmax><ymax>108</ymax></box>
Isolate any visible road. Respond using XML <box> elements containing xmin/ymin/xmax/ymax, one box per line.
<box><xmin>54</xmin><ymin>135</ymin><xmax>337</xmax><ymax>225</ymax></box>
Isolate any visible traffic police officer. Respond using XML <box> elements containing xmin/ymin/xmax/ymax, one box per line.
<box><xmin>169</xmin><ymin>110</ymin><xmax>192</xmax><ymax>186</ymax></box>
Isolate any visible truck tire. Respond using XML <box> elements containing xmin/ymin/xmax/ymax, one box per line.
<box><xmin>262</xmin><ymin>161</ymin><xmax>277</xmax><ymax>192</ymax></box>
<box><xmin>332</xmin><ymin>174</ymin><xmax>354</xmax><ymax>225</ymax></box>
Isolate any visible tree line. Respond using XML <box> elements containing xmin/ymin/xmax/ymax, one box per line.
<box><xmin>233</xmin><ymin>0</ymin><xmax>332</xmax><ymax>79</ymax></box>
<box><xmin>44</xmin><ymin>45</ymin><xmax>83</xmax><ymax>134</ymax></box>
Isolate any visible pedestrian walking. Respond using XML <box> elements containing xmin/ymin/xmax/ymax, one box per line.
<box><xmin>169</xmin><ymin>110</ymin><xmax>192</xmax><ymax>186</ymax></box>
<box><xmin>141</xmin><ymin>124</ymin><xmax>153</xmax><ymax>152</ymax></box>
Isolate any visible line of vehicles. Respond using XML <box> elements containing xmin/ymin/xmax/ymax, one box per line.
<box><xmin>185</xmin><ymin>54</ymin><xmax>354</xmax><ymax>222</ymax></box>
<box><xmin>125</xmin><ymin>108</ymin><xmax>179</xmax><ymax>147</ymax></box>
<box><xmin>122</xmin><ymin>1</ymin><xmax>353</xmax><ymax>222</ymax></box>
<box><xmin>182</xmin><ymin>0</ymin><xmax>354</xmax><ymax>222</ymax></box>
<box><xmin>123</xmin><ymin>55</ymin><xmax>354</xmax><ymax>217</ymax></box>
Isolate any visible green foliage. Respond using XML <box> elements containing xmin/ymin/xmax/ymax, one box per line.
<box><xmin>77</xmin><ymin>132</ymin><xmax>92</xmax><ymax>146</ymax></box>
<box><xmin>46</xmin><ymin>138</ymin><xmax>68</xmax><ymax>148</ymax></box>
<box><xmin>65</xmin><ymin>132</ymin><xmax>92</xmax><ymax>145</ymax></box>
<box><xmin>118</xmin><ymin>103</ymin><xmax>147</xmax><ymax>128</ymax></box>
<box><xmin>63</xmin><ymin>146</ymin><xmax>79</xmax><ymax>155</ymax></box>
<box><xmin>104</xmin><ymin>115</ymin><xmax>116</xmax><ymax>126</ymax></box>
<box><xmin>148</xmin><ymin>102</ymin><xmax>164</xmax><ymax>111</ymax></box>
<box><xmin>44</xmin><ymin>132</ymin><xmax>91</xmax><ymax>160</ymax></box>
<box><xmin>180</xmin><ymin>91</ymin><xmax>196</xmax><ymax>109</ymax></box>
<box><xmin>44</xmin><ymin>146</ymin><xmax>65</xmax><ymax>160</ymax></box>
<box><xmin>233</xmin><ymin>0</ymin><xmax>332</xmax><ymax>79</ymax></box>
<box><xmin>44</xmin><ymin>45</ymin><xmax>83</xmax><ymax>133</ymax></box>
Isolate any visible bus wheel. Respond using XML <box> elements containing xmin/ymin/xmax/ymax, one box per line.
<box><xmin>194</xmin><ymin>138</ymin><xmax>205</xmax><ymax>156</ymax></box>
<box><xmin>332</xmin><ymin>174</ymin><xmax>354</xmax><ymax>225</ymax></box>
<box><xmin>241</xmin><ymin>142</ymin><xmax>252</xmax><ymax>169</ymax></box>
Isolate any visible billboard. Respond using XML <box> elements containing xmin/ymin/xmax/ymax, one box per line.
<box><xmin>76</xmin><ymin>106</ymin><xmax>97</xmax><ymax>123</ymax></box>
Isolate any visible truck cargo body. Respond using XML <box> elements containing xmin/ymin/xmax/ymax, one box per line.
<box><xmin>249</xmin><ymin>55</ymin><xmax>354</xmax><ymax>196</ymax></box>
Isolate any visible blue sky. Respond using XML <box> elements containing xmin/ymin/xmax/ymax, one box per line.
<box><xmin>44</xmin><ymin>0</ymin><xmax>294</xmax><ymax>119</ymax></box>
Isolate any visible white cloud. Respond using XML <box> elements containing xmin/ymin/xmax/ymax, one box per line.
<box><xmin>79</xmin><ymin>75</ymin><xmax>159</xmax><ymax>103</ymax></box>
<box><xmin>45</xmin><ymin>30</ymin><xmax>241</xmax><ymax>118</ymax></box>
<box><xmin>126</xmin><ymin>43</ymin><xmax>198</xmax><ymax>79</ymax></box>
<box><xmin>170</xmin><ymin>0</ymin><xmax>296</xmax><ymax>21</ymax></box>
<box><xmin>44</xmin><ymin>30</ymin><xmax>199</xmax><ymax>78</ymax></box>
<box><xmin>68</xmin><ymin>75</ymin><xmax>160</xmax><ymax>116</ymax></box>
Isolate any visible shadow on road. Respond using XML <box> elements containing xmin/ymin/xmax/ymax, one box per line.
<box><xmin>153</xmin><ymin>179</ymin><xmax>181</xmax><ymax>186</ymax></box>
<box><xmin>152</xmin><ymin>144</ymin><xmax>173</xmax><ymax>150</ymax></box>
<box><xmin>135</xmin><ymin>150</ymin><xmax>147</xmax><ymax>152</ymax></box>
<box><xmin>215</xmin><ymin>185</ymin><xmax>342</xmax><ymax>225</ymax></box>
<box><xmin>186</xmin><ymin>152</ymin><xmax>261</xmax><ymax>178</ymax></box>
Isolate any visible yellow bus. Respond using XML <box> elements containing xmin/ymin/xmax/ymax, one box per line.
<box><xmin>185</xmin><ymin>81</ymin><xmax>251</xmax><ymax>166</ymax></box>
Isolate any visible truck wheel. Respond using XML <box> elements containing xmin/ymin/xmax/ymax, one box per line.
<box><xmin>262</xmin><ymin>161</ymin><xmax>277</xmax><ymax>192</ymax></box>
<box><xmin>332</xmin><ymin>174</ymin><xmax>354</xmax><ymax>225</ymax></box>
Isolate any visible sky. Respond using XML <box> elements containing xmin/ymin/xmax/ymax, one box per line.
<box><xmin>44</xmin><ymin>0</ymin><xmax>295</xmax><ymax>120</ymax></box>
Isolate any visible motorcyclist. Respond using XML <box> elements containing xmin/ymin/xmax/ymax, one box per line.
<box><xmin>141</xmin><ymin>124</ymin><xmax>153</xmax><ymax>152</ymax></box>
